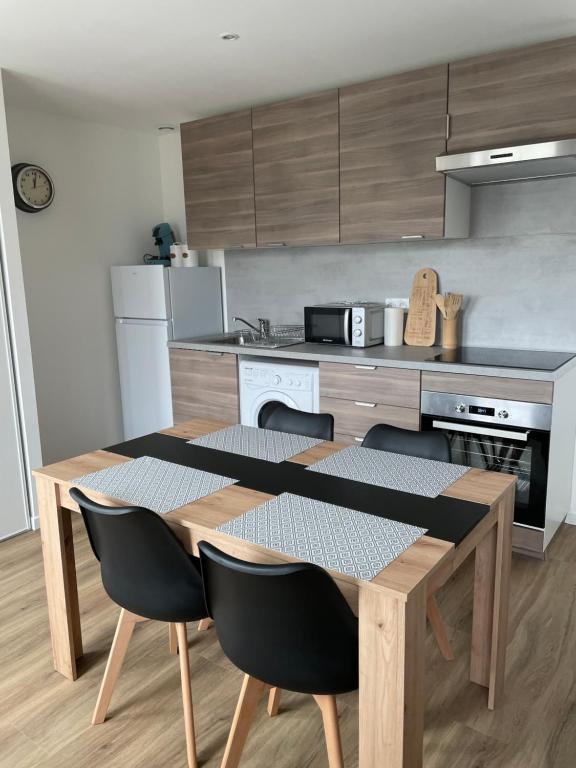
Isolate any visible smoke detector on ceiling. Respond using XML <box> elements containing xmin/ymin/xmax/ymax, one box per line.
<box><xmin>220</xmin><ymin>32</ymin><xmax>240</xmax><ymax>41</ymax></box>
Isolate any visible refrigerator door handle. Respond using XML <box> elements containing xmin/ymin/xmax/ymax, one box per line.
<box><xmin>116</xmin><ymin>318</ymin><xmax>169</xmax><ymax>327</ymax></box>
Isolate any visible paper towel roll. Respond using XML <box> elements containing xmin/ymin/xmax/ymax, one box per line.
<box><xmin>182</xmin><ymin>248</ymin><xmax>199</xmax><ymax>267</ymax></box>
<box><xmin>170</xmin><ymin>243</ymin><xmax>184</xmax><ymax>267</ymax></box>
<box><xmin>385</xmin><ymin>307</ymin><xmax>405</xmax><ymax>346</ymax></box>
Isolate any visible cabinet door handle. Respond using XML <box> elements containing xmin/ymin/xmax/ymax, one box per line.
<box><xmin>354</xmin><ymin>365</ymin><xmax>376</xmax><ymax>370</ymax></box>
<box><xmin>401</xmin><ymin>234</ymin><xmax>424</xmax><ymax>240</ymax></box>
<box><xmin>354</xmin><ymin>401</ymin><xmax>377</xmax><ymax>408</ymax></box>
<box><xmin>207</xmin><ymin>351</ymin><xmax>224</xmax><ymax>356</ymax></box>
<box><xmin>264</xmin><ymin>242</ymin><xmax>287</xmax><ymax>247</ymax></box>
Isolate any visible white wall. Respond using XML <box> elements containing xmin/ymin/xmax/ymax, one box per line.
<box><xmin>159</xmin><ymin>129</ymin><xmax>187</xmax><ymax>242</ymax></box>
<box><xmin>5</xmin><ymin>105</ymin><xmax>164</xmax><ymax>463</ymax></box>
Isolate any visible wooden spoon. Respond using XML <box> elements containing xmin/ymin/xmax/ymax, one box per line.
<box><xmin>434</xmin><ymin>294</ymin><xmax>448</xmax><ymax>320</ymax></box>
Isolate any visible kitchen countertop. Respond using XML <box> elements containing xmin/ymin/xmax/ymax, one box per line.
<box><xmin>168</xmin><ymin>337</ymin><xmax>576</xmax><ymax>381</ymax></box>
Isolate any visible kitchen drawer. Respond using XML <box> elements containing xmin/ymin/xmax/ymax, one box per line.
<box><xmin>321</xmin><ymin>396</ymin><xmax>420</xmax><ymax>438</ymax></box>
<box><xmin>319</xmin><ymin>362</ymin><xmax>420</xmax><ymax>408</ymax></box>
<box><xmin>170</xmin><ymin>349</ymin><xmax>239</xmax><ymax>425</ymax></box>
<box><xmin>421</xmin><ymin>372</ymin><xmax>553</xmax><ymax>404</ymax></box>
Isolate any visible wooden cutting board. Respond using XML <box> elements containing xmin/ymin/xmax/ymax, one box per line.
<box><xmin>404</xmin><ymin>268</ymin><xmax>439</xmax><ymax>346</ymax></box>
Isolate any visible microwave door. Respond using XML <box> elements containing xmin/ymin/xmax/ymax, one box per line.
<box><xmin>305</xmin><ymin>307</ymin><xmax>350</xmax><ymax>344</ymax></box>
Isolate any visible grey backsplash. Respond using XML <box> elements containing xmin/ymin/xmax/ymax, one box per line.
<box><xmin>224</xmin><ymin>177</ymin><xmax>576</xmax><ymax>351</ymax></box>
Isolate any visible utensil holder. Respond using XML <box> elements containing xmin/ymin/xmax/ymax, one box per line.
<box><xmin>442</xmin><ymin>316</ymin><xmax>459</xmax><ymax>349</ymax></box>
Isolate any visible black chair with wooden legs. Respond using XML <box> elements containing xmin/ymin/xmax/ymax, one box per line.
<box><xmin>258</xmin><ymin>399</ymin><xmax>335</xmax><ymax>718</ymax></box>
<box><xmin>258</xmin><ymin>400</ymin><xmax>334</xmax><ymax>441</ymax></box>
<box><xmin>198</xmin><ymin>541</ymin><xmax>358</xmax><ymax>768</ymax></box>
<box><xmin>69</xmin><ymin>487</ymin><xmax>208</xmax><ymax>768</ymax></box>
<box><xmin>361</xmin><ymin>423</ymin><xmax>455</xmax><ymax>661</ymax></box>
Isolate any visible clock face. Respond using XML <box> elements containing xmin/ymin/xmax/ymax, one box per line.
<box><xmin>12</xmin><ymin>164</ymin><xmax>54</xmax><ymax>212</ymax></box>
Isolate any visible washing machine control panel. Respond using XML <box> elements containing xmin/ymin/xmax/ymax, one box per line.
<box><xmin>243</xmin><ymin>367</ymin><xmax>312</xmax><ymax>392</ymax></box>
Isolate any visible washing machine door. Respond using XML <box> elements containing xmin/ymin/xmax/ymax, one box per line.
<box><xmin>244</xmin><ymin>391</ymin><xmax>300</xmax><ymax>428</ymax></box>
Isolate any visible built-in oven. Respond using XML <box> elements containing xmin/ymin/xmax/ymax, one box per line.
<box><xmin>421</xmin><ymin>391</ymin><xmax>552</xmax><ymax>530</ymax></box>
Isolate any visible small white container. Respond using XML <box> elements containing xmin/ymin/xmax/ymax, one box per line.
<box><xmin>170</xmin><ymin>243</ymin><xmax>184</xmax><ymax>267</ymax></box>
<box><xmin>384</xmin><ymin>307</ymin><xmax>405</xmax><ymax>346</ymax></box>
<box><xmin>182</xmin><ymin>248</ymin><xmax>199</xmax><ymax>267</ymax></box>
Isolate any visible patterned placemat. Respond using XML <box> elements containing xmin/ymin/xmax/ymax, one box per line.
<box><xmin>188</xmin><ymin>424</ymin><xmax>321</xmax><ymax>463</ymax></box>
<box><xmin>72</xmin><ymin>456</ymin><xmax>237</xmax><ymax>514</ymax></box>
<box><xmin>307</xmin><ymin>445</ymin><xmax>469</xmax><ymax>498</ymax></box>
<box><xmin>217</xmin><ymin>492</ymin><xmax>427</xmax><ymax>580</ymax></box>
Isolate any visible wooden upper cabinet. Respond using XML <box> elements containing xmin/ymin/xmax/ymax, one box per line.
<box><xmin>252</xmin><ymin>91</ymin><xmax>339</xmax><ymax>246</ymax></box>
<box><xmin>339</xmin><ymin>65</ymin><xmax>449</xmax><ymax>243</ymax></box>
<box><xmin>448</xmin><ymin>36</ymin><xmax>576</xmax><ymax>153</ymax></box>
<box><xmin>181</xmin><ymin>110</ymin><xmax>256</xmax><ymax>249</ymax></box>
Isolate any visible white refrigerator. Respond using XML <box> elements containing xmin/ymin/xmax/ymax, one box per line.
<box><xmin>111</xmin><ymin>265</ymin><xmax>223</xmax><ymax>440</ymax></box>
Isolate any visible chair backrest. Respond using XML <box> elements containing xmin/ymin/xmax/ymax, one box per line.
<box><xmin>361</xmin><ymin>423</ymin><xmax>451</xmax><ymax>462</ymax></box>
<box><xmin>198</xmin><ymin>541</ymin><xmax>358</xmax><ymax>695</ymax></box>
<box><xmin>258</xmin><ymin>401</ymin><xmax>334</xmax><ymax>441</ymax></box>
<box><xmin>69</xmin><ymin>487</ymin><xmax>205</xmax><ymax>622</ymax></box>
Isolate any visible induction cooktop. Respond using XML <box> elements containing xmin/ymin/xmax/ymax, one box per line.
<box><xmin>426</xmin><ymin>347</ymin><xmax>576</xmax><ymax>371</ymax></box>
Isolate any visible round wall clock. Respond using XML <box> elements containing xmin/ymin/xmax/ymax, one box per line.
<box><xmin>11</xmin><ymin>163</ymin><xmax>55</xmax><ymax>213</ymax></box>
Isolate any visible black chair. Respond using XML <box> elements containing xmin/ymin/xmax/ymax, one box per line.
<box><xmin>362</xmin><ymin>422</ymin><xmax>451</xmax><ymax>461</ymax></box>
<box><xmin>198</xmin><ymin>541</ymin><xmax>358</xmax><ymax>768</ymax></box>
<box><xmin>361</xmin><ymin>423</ymin><xmax>455</xmax><ymax>661</ymax></box>
<box><xmin>69</xmin><ymin>487</ymin><xmax>208</xmax><ymax>768</ymax></box>
<box><xmin>258</xmin><ymin>400</ymin><xmax>334</xmax><ymax>441</ymax></box>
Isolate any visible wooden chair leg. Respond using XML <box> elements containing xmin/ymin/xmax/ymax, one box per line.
<box><xmin>198</xmin><ymin>617</ymin><xmax>214</xmax><ymax>632</ymax></box>
<box><xmin>267</xmin><ymin>687</ymin><xmax>281</xmax><ymax>717</ymax></box>
<box><xmin>169</xmin><ymin>623</ymin><xmax>178</xmax><ymax>654</ymax></box>
<box><xmin>176</xmin><ymin>623</ymin><xmax>198</xmax><ymax>768</ymax></box>
<box><xmin>221</xmin><ymin>674</ymin><xmax>268</xmax><ymax>768</ymax></box>
<box><xmin>427</xmin><ymin>594</ymin><xmax>455</xmax><ymax>661</ymax></box>
<box><xmin>92</xmin><ymin>609</ymin><xmax>142</xmax><ymax>725</ymax></box>
<box><xmin>313</xmin><ymin>695</ymin><xmax>344</xmax><ymax>768</ymax></box>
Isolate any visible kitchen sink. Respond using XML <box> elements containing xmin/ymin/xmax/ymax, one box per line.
<box><xmin>200</xmin><ymin>331</ymin><xmax>303</xmax><ymax>349</ymax></box>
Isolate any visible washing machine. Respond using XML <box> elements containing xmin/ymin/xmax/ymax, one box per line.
<box><xmin>239</xmin><ymin>356</ymin><xmax>320</xmax><ymax>427</ymax></box>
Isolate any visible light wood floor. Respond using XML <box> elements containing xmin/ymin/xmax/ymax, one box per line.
<box><xmin>1</xmin><ymin>517</ymin><xmax>575</xmax><ymax>768</ymax></box>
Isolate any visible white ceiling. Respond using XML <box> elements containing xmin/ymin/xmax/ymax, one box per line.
<box><xmin>2</xmin><ymin>0</ymin><xmax>576</xmax><ymax>130</ymax></box>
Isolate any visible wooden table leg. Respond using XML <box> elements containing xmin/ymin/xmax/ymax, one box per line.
<box><xmin>37</xmin><ymin>476</ymin><xmax>83</xmax><ymax>680</ymax></box>
<box><xmin>359</xmin><ymin>582</ymin><xmax>426</xmax><ymax>768</ymax></box>
<box><xmin>470</xmin><ymin>486</ymin><xmax>514</xmax><ymax>710</ymax></box>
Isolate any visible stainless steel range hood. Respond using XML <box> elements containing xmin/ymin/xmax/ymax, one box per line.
<box><xmin>436</xmin><ymin>139</ymin><xmax>576</xmax><ymax>185</ymax></box>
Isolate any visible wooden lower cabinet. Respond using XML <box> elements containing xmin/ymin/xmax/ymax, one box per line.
<box><xmin>169</xmin><ymin>349</ymin><xmax>239</xmax><ymax>425</ymax></box>
<box><xmin>321</xmin><ymin>396</ymin><xmax>420</xmax><ymax>441</ymax></box>
<box><xmin>320</xmin><ymin>361</ymin><xmax>421</xmax><ymax>442</ymax></box>
<box><xmin>421</xmin><ymin>371</ymin><xmax>554</xmax><ymax>404</ymax></box>
<box><xmin>320</xmin><ymin>362</ymin><xmax>420</xmax><ymax>407</ymax></box>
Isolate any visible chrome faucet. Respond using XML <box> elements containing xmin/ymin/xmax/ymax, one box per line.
<box><xmin>233</xmin><ymin>316</ymin><xmax>270</xmax><ymax>340</ymax></box>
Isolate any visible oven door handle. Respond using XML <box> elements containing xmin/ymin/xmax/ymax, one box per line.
<box><xmin>431</xmin><ymin>420</ymin><xmax>529</xmax><ymax>442</ymax></box>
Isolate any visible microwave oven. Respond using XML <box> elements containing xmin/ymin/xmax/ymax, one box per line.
<box><xmin>304</xmin><ymin>302</ymin><xmax>385</xmax><ymax>347</ymax></box>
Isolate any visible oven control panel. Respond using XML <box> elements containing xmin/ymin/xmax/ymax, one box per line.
<box><xmin>420</xmin><ymin>391</ymin><xmax>552</xmax><ymax>431</ymax></box>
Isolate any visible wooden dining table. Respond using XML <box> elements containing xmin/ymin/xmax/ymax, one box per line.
<box><xmin>33</xmin><ymin>417</ymin><xmax>515</xmax><ymax>768</ymax></box>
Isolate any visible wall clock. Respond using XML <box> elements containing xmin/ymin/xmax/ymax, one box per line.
<box><xmin>11</xmin><ymin>163</ymin><xmax>55</xmax><ymax>213</ymax></box>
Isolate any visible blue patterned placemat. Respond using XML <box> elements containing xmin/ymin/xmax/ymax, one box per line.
<box><xmin>307</xmin><ymin>445</ymin><xmax>469</xmax><ymax>498</ymax></box>
<box><xmin>217</xmin><ymin>492</ymin><xmax>427</xmax><ymax>580</ymax></box>
<box><xmin>72</xmin><ymin>456</ymin><xmax>237</xmax><ymax>514</ymax></box>
<box><xmin>188</xmin><ymin>424</ymin><xmax>321</xmax><ymax>463</ymax></box>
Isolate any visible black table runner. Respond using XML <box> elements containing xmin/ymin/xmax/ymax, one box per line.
<box><xmin>105</xmin><ymin>432</ymin><xmax>489</xmax><ymax>545</ymax></box>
